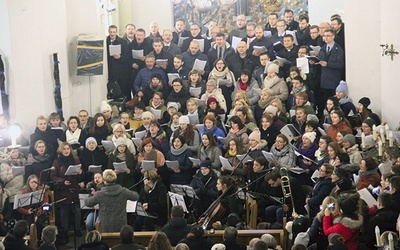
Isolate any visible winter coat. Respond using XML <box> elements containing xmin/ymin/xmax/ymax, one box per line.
<box><xmin>178</xmin><ymin>235</ymin><xmax>214</xmax><ymax>250</ymax></box>
<box><xmin>78</xmin><ymin>241</ymin><xmax>109</xmax><ymax>250</ymax></box>
<box><xmin>356</xmin><ymin>168</ymin><xmax>380</xmax><ymax>190</ymax></box>
<box><xmin>3</xmin><ymin>234</ymin><xmax>33</xmax><ymax>250</ymax></box>
<box><xmin>270</xmin><ymin>144</ymin><xmax>296</xmax><ymax>169</ymax></box>
<box><xmin>30</xmin><ymin>126</ymin><xmax>58</xmax><ymax>156</ymax></box>
<box><xmin>323</xmin><ymin>215</ymin><xmax>363</xmax><ymax>250</ymax></box>
<box><xmin>227</xmin><ymin>127</ymin><xmax>249</xmax><ymax>148</ymax></box>
<box><xmin>60</xmin><ymin>128</ymin><xmax>88</xmax><ymax>149</ymax></box>
<box><xmin>79</xmin><ymin>147</ymin><xmax>108</xmax><ymax>184</ymax></box>
<box><xmin>260</xmin><ymin>125</ymin><xmax>282</xmax><ymax>151</ymax></box>
<box><xmin>107</xmin><ymin>135</ymin><xmax>136</xmax><ymax>155</ymax></box>
<box><xmin>160</xmin><ymin>217</ymin><xmax>191</xmax><ymax>246</ymax></box>
<box><xmin>166</xmin><ymin>88</ymin><xmax>190</xmax><ymax>114</ymax></box>
<box><xmin>50</xmin><ymin>155</ymin><xmax>83</xmax><ymax>204</ymax></box>
<box><xmin>198</xmin><ymin>145</ymin><xmax>222</xmax><ymax>171</ymax></box>
<box><xmin>85</xmin><ymin>183</ymin><xmax>139</xmax><ymax>232</ymax></box>
<box><xmin>0</xmin><ymin>155</ymin><xmax>26</xmax><ymax>203</ymax></box>
<box><xmin>262</xmin><ymin>76</ymin><xmax>289</xmax><ymax>102</ymax></box>
<box><xmin>345</xmin><ymin>144</ymin><xmax>362</xmax><ymax>165</ymax></box>
<box><xmin>138</xmin><ymin>181</ymin><xmax>168</xmax><ymax>226</ymax></box>
<box><xmin>144</xmin><ymin>128</ymin><xmax>169</xmax><ymax>156</ymax></box>
<box><xmin>232</xmin><ymin>79</ymin><xmax>260</xmax><ymax>106</ymax></box>
<box><xmin>319</xmin><ymin>43</ymin><xmax>345</xmax><ymax>90</ymax></box>
<box><xmin>24</xmin><ymin>153</ymin><xmax>53</xmax><ymax>183</ymax></box>
<box><xmin>207</xmin><ymin>42</ymin><xmax>235</xmax><ymax>67</ymax></box>
<box><xmin>200</xmin><ymin>88</ymin><xmax>227</xmax><ymax>112</ymax></box>
<box><xmin>307</xmin><ymin>177</ymin><xmax>335</xmax><ymax>218</ymax></box>
<box><xmin>166</xmin><ymin>145</ymin><xmax>193</xmax><ymax>185</ymax></box>
<box><xmin>365</xmin><ymin>208</ymin><xmax>397</xmax><ymax>248</ymax></box>
<box><xmin>107</xmin><ymin>151</ymin><xmax>135</xmax><ymax>188</ymax></box>
<box><xmin>200</xmin><ymin>126</ymin><xmax>226</xmax><ymax>148</ymax></box>
<box><xmin>326</xmin><ymin>121</ymin><xmax>353</xmax><ymax>143</ymax></box>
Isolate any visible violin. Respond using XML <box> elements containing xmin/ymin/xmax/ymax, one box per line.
<box><xmin>198</xmin><ymin>184</ymin><xmax>232</xmax><ymax>230</ymax></box>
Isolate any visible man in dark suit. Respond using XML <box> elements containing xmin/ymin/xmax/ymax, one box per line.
<box><xmin>284</xmin><ymin>9</ymin><xmax>299</xmax><ymax>31</ymax></box>
<box><xmin>172</xmin><ymin>18</ymin><xmax>191</xmax><ymax>46</ymax></box>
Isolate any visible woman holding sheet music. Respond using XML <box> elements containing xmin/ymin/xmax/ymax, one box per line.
<box><xmin>226</xmin><ymin>115</ymin><xmax>249</xmax><ymax>148</ymax></box>
<box><xmin>79</xmin><ymin>137</ymin><xmax>108</xmax><ymax>185</ymax></box>
<box><xmin>200</xmin><ymin>114</ymin><xmax>226</xmax><ymax>148</ymax></box>
<box><xmin>269</xmin><ymin>134</ymin><xmax>296</xmax><ymax>169</ymax></box>
<box><xmin>59</xmin><ymin>116</ymin><xmax>88</xmax><ymax>152</ymax></box>
<box><xmin>50</xmin><ymin>142</ymin><xmax>84</xmax><ymax>240</ymax></box>
<box><xmin>88</xmin><ymin>113</ymin><xmax>112</xmax><ymax>146</ymax></box>
<box><xmin>221</xmin><ymin>138</ymin><xmax>248</xmax><ymax>185</ymax></box>
<box><xmin>166</xmin><ymin>78</ymin><xmax>190</xmax><ymax>114</ymax></box>
<box><xmin>137</xmin><ymin>138</ymin><xmax>166</xmax><ymax>188</ymax></box>
<box><xmin>166</xmin><ymin>135</ymin><xmax>193</xmax><ymax>185</ymax></box>
<box><xmin>144</xmin><ymin>120</ymin><xmax>170</xmax><ymax>156</ymax></box>
<box><xmin>107</xmin><ymin>138</ymin><xmax>135</xmax><ymax>189</ymax></box>
<box><xmin>295</xmin><ymin>132</ymin><xmax>318</xmax><ymax>186</ymax></box>
<box><xmin>198</xmin><ymin>132</ymin><xmax>222</xmax><ymax>172</ymax></box>
<box><xmin>107</xmin><ymin>124</ymin><xmax>136</xmax><ymax>155</ymax></box>
<box><xmin>186</xmin><ymin>98</ymin><xmax>206</xmax><ymax>127</ymax></box>
<box><xmin>172</xmin><ymin>116</ymin><xmax>200</xmax><ymax>156</ymax></box>
<box><xmin>133</xmin><ymin>170</ymin><xmax>167</xmax><ymax>231</ymax></box>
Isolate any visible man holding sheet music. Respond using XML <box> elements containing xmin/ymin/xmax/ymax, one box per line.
<box><xmin>181</xmin><ymin>23</ymin><xmax>211</xmax><ymax>55</ymax></box>
<box><xmin>249</xmin><ymin>26</ymin><xmax>274</xmax><ymax>67</ymax></box>
<box><xmin>106</xmin><ymin>25</ymin><xmax>131</xmax><ymax>98</ymax></box>
<box><xmin>182</xmin><ymin>40</ymin><xmax>210</xmax><ymax>77</ymax></box>
<box><xmin>151</xmin><ymin>38</ymin><xmax>174</xmax><ymax>73</ymax></box>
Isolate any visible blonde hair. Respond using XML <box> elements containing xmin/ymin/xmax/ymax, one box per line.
<box><xmin>234</xmin><ymin>90</ymin><xmax>250</xmax><ymax>104</ymax></box>
<box><xmin>85</xmin><ymin>230</ymin><xmax>102</xmax><ymax>243</ymax></box>
<box><xmin>271</xmin><ymin>98</ymin><xmax>283</xmax><ymax>113</ymax></box>
<box><xmin>103</xmin><ymin>169</ymin><xmax>117</xmax><ymax>184</ymax></box>
<box><xmin>317</xmin><ymin>196</ymin><xmax>338</xmax><ymax>221</ymax></box>
<box><xmin>186</xmin><ymin>98</ymin><xmax>199</xmax><ymax>107</ymax></box>
<box><xmin>36</xmin><ymin>115</ymin><xmax>47</xmax><ymax>124</ymax></box>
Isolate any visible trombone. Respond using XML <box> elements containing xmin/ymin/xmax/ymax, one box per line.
<box><xmin>280</xmin><ymin>167</ymin><xmax>298</xmax><ymax>219</ymax></box>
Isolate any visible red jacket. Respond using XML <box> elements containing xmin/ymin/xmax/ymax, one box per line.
<box><xmin>323</xmin><ymin>215</ymin><xmax>363</xmax><ymax>250</ymax></box>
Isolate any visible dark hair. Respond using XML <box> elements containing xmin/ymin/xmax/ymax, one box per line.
<box><xmin>254</xmin><ymin>156</ymin><xmax>268</xmax><ymax>168</ymax></box>
<box><xmin>67</xmin><ymin>116</ymin><xmax>80</xmax><ymax>128</ymax></box>
<box><xmin>240</xmin><ymin>69</ymin><xmax>252</xmax><ymax>83</ymax></box>
<box><xmin>284</xmin><ymin>9</ymin><xmax>294</xmax><ymax>14</ymax></box>
<box><xmin>320</xmin><ymin>135</ymin><xmax>334</xmax><ymax>145</ymax></box>
<box><xmin>322</xmin><ymin>163</ymin><xmax>334</xmax><ymax>175</ymax></box>
<box><xmin>226</xmin><ymin>137</ymin><xmax>246</xmax><ymax>155</ymax></box>
<box><xmin>136</xmin><ymin>28</ymin><xmax>146</xmax><ymax>34</ymax></box>
<box><xmin>265</xmin><ymin>168</ymin><xmax>281</xmax><ymax>181</ymax></box>
<box><xmin>283</xmin><ymin>34</ymin><xmax>294</xmax><ymax>41</ymax></box>
<box><xmin>172</xmin><ymin>78</ymin><xmax>183</xmax><ymax>86</ymax></box>
<box><xmin>89</xmin><ymin>113</ymin><xmax>112</xmax><ymax>135</ymax></box>
<box><xmin>306</xmin><ymin>120</ymin><xmax>318</xmax><ymax>130</ymax></box>
<box><xmin>299</xmin><ymin>14</ymin><xmax>309</xmax><ymax>23</ymax></box>
<box><xmin>109</xmin><ymin>25</ymin><xmax>118</xmax><ymax>30</ymax></box>
<box><xmin>213</xmin><ymin>58</ymin><xmax>227</xmax><ymax>71</ymax></box>
<box><xmin>13</xmin><ymin>220</ymin><xmax>29</xmax><ymax>238</ymax></box>
<box><xmin>153</xmin><ymin>37</ymin><xmax>163</xmax><ymax>44</ymax></box>
<box><xmin>229</xmin><ymin>115</ymin><xmax>245</xmax><ymax>130</ymax></box>
<box><xmin>171</xmin><ymin>205</ymin><xmax>184</xmax><ymax>218</ymax></box>
<box><xmin>299</xmin><ymin>45</ymin><xmax>310</xmax><ymax>53</ymax></box>
<box><xmin>391</xmin><ymin>164</ymin><xmax>400</xmax><ymax>175</ymax></box>
<box><xmin>269</xmin><ymin>12</ymin><xmax>278</xmax><ymax>18</ymax></box>
<box><xmin>216</xmin><ymin>32</ymin><xmax>225</xmax><ymax>38</ymax></box>
<box><xmin>172</xmin><ymin>135</ymin><xmax>186</xmax><ymax>146</ymax></box>
<box><xmin>292</xmin><ymin>75</ymin><xmax>304</xmax><ymax>84</ymax></box>
<box><xmin>363</xmin><ymin>157</ymin><xmax>378</xmax><ymax>171</ymax></box>
<box><xmin>201</xmin><ymin>132</ymin><xmax>218</xmax><ymax>147</ymax></box>
<box><xmin>310</xmin><ymin>24</ymin><xmax>319</xmax><ymax>31</ymax></box>
<box><xmin>139</xmin><ymin>138</ymin><xmax>156</xmax><ymax>153</ymax></box>
<box><xmin>190</xmin><ymin>225</ymin><xmax>204</xmax><ymax>240</ymax></box>
<box><xmin>378</xmin><ymin>192</ymin><xmax>392</xmax><ymax>208</ymax></box>
<box><xmin>120</xmin><ymin>225</ymin><xmax>134</xmax><ymax>244</ymax></box>
<box><xmin>390</xmin><ymin>176</ymin><xmax>400</xmax><ymax>191</ymax></box>
<box><xmin>223</xmin><ymin>226</ymin><xmax>238</xmax><ymax>241</ymax></box>
<box><xmin>236</xmin><ymin>107</ymin><xmax>252</xmax><ymax>124</ymax></box>
<box><xmin>276</xmin><ymin>134</ymin><xmax>289</xmax><ymax>145</ymax></box>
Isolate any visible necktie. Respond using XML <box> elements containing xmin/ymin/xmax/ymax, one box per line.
<box><xmin>164</xmin><ymin>46</ymin><xmax>170</xmax><ymax>51</ymax></box>
<box><xmin>327</xmin><ymin>46</ymin><xmax>331</xmax><ymax>52</ymax></box>
<box><xmin>219</xmin><ymin>47</ymin><xmax>223</xmax><ymax>59</ymax></box>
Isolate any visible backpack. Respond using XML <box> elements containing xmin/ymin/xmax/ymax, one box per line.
<box><xmin>107</xmin><ymin>80</ymin><xmax>122</xmax><ymax>99</ymax></box>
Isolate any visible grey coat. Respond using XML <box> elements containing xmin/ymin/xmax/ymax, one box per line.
<box><xmin>85</xmin><ymin>183</ymin><xmax>139</xmax><ymax>232</ymax></box>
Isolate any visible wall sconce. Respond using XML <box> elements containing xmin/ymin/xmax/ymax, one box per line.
<box><xmin>380</xmin><ymin>43</ymin><xmax>399</xmax><ymax>61</ymax></box>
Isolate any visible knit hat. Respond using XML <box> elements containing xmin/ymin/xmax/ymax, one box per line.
<box><xmin>307</xmin><ymin>114</ymin><xmax>319</xmax><ymax>123</ymax></box>
<box><xmin>200</xmin><ymin>158</ymin><xmax>212</xmax><ymax>169</ymax></box>
<box><xmin>141</xmin><ymin>111</ymin><xmax>155</xmax><ymax>120</ymax></box>
<box><xmin>167</xmin><ymin>102</ymin><xmax>180</xmax><ymax>111</ymax></box>
<box><xmin>249</xmin><ymin>129</ymin><xmax>261</xmax><ymax>142</ymax></box>
<box><xmin>336</xmin><ymin>152</ymin><xmax>350</xmax><ymax>164</ymax></box>
<box><xmin>100</xmin><ymin>100</ymin><xmax>112</xmax><ymax>112</ymax></box>
<box><xmin>334</xmin><ymin>167</ymin><xmax>349</xmax><ymax>179</ymax></box>
<box><xmin>358</xmin><ymin>97</ymin><xmax>371</xmax><ymax>108</ymax></box>
<box><xmin>339</xmin><ymin>198</ymin><xmax>358</xmax><ymax>215</ymax></box>
<box><xmin>207</xmin><ymin>97</ymin><xmax>218</xmax><ymax>105</ymax></box>
<box><xmin>294</xmin><ymin>232</ymin><xmax>310</xmax><ymax>247</ymax></box>
<box><xmin>265</xmin><ymin>105</ymin><xmax>278</xmax><ymax>116</ymax></box>
<box><xmin>342</xmin><ymin>134</ymin><xmax>356</xmax><ymax>146</ymax></box>
<box><xmin>336</xmin><ymin>80</ymin><xmax>348</xmax><ymax>95</ymax></box>
<box><xmin>267</xmin><ymin>63</ymin><xmax>279</xmax><ymax>74</ymax></box>
<box><xmin>134</xmin><ymin>101</ymin><xmax>146</xmax><ymax>110</ymax></box>
<box><xmin>206</xmin><ymin>78</ymin><xmax>218</xmax><ymax>87</ymax></box>
<box><xmin>364</xmin><ymin>157</ymin><xmax>378</xmax><ymax>171</ymax></box>
<box><xmin>303</xmin><ymin>132</ymin><xmax>316</xmax><ymax>143</ymax></box>
<box><xmin>179</xmin><ymin>115</ymin><xmax>190</xmax><ymax>124</ymax></box>
<box><xmin>336</xmin><ymin>177</ymin><xmax>352</xmax><ymax>191</ymax></box>
<box><xmin>151</xmin><ymin>73</ymin><xmax>162</xmax><ymax>81</ymax></box>
<box><xmin>362</xmin><ymin>118</ymin><xmax>375</xmax><ymax>129</ymax></box>
<box><xmin>85</xmin><ymin>137</ymin><xmax>97</xmax><ymax>147</ymax></box>
<box><xmin>115</xmin><ymin>137</ymin><xmax>127</xmax><ymax>147</ymax></box>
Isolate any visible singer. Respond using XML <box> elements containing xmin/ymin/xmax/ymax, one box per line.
<box><xmin>85</xmin><ymin>169</ymin><xmax>139</xmax><ymax>232</ymax></box>
<box><xmin>24</xmin><ymin>140</ymin><xmax>53</xmax><ymax>184</ymax></box>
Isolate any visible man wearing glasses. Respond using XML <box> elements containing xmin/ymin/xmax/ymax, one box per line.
<box><xmin>181</xmin><ymin>23</ymin><xmax>211</xmax><ymax>55</ymax></box>
<box><xmin>305</xmin><ymin>163</ymin><xmax>335</xmax><ymax>218</ymax></box>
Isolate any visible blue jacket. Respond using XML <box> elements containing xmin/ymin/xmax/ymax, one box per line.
<box><xmin>166</xmin><ymin>148</ymin><xmax>193</xmax><ymax>185</ymax></box>
<box><xmin>133</xmin><ymin>67</ymin><xmax>167</xmax><ymax>94</ymax></box>
<box><xmin>200</xmin><ymin>126</ymin><xmax>226</xmax><ymax>148</ymax></box>
<box><xmin>319</xmin><ymin>43</ymin><xmax>344</xmax><ymax>90</ymax></box>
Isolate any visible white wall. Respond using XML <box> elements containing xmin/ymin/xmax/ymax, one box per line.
<box><xmin>308</xmin><ymin>0</ymin><xmax>344</xmax><ymax>24</ymax></box>
<box><xmin>130</xmin><ymin>0</ymin><xmax>173</xmax><ymax>33</ymax></box>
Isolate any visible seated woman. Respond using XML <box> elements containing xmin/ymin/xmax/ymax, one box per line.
<box><xmin>188</xmin><ymin>69</ymin><xmax>206</xmax><ymax>99</ymax></box>
<box><xmin>200</xmin><ymin>176</ymin><xmax>244</xmax><ymax>229</ymax></box>
<box><xmin>226</xmin><ymin>115</ymin><xmax>249</xmax><ymax>148</ymax></box>
<box><xmin>135</xmin><ymin>111</ymin><xmax>155</xmax><ymax>133</ymax></box>
<box><xmin>88</xmin><ymin>113</ymin><xmax>112</xmax><ymax>146</ymax></box>
<box><xmin>295</xmin><ymin>132</ymin><xmax>318</xmax><ymax>186</ymax></box>
<box><xmin>221</xmin><ymin>138</ymin><xmax>248</xmax><ymax>186</ymax></box>
<box><xmin>166</xmin><ymin>78</ymin><xmax>190</xmax><ymax>114</ymax></box>
<box><xmin>85</xmin><ymin>172</ymin><xmax>104</xmax><ymax>231</ymax></box>
<box><xmin>327</xmin><ymin>142</ymin><xmax>344</xmax><ymax>167</ymax></box>
<box><xmin>269</xmin><ymin>134</ymin><xmax>296</xmax><ymax>169</ymax></box>
<box><xmin>231</xmin><ymin>69</ymin><xmax>260</xmax><ymax>107</ymax></box>
<box><xmin>85</xmin><ymin>169</ymin><xmax>139</xmax><ymax>233</ymax></box>
<box><xmin>30</xmin><ymin>115</ymin><xmax>58</xmax><ymax>157</ymax></box>
<box><xmin>254</xmin><ymin>89</ymin><xmax>275</xmax><ymax>127</ymax></box>
<box><xmin>356</xmin><ymin>157</ymin><xmax>380</xmax><ymax>190</ymax></box>
<box><xmin>106</xmin><ymin>138</ymin><xmax>135</xmax><ymax>189</ymax></box>
<box><xmin>357</xmin><ymin>97</ymin><xmax>381</xmax><ymax>126</ymax></box>
<box><xmin>172</xmin><ymin>116</ymin><xmax>200</xmax><ymax>156</ymax></box>
<box><xmin>259</xmin><ymin>114</ymin><xmax>281</xmax><ymax>152</ymax></box>
<box><xmin>144</xmin><ymin>120</ymin><xmax>169</xmax><ymax>156</ymax></box>
<box><xmin>25</xmin><ymin>140</ymin><xmax>53</xmax><ymax>183</ymax></box>
<box><xmin>16</xmin><ymin>175</ymin><xmax>49</xmax><ymax>240</ymax></box>
<box><xmin>166</xmin><ymin>135</ymin><xmax>193</xmax><ymax>185</ymax></box>
<box><xmin>79</xmin><ymin>137</ymin><xmax>108</xmax><ymax>185</ymax></box>
<box><xmin>248</xmin><ymin>129</ymin><xmax>268</xmax><ymax>159</ymax></box>
<box><xmin>60</xmin><ymin>116</ymin><xmax>88</xmax><ymax>152</ymax></box>
<box><xmin>342</xmin><ymin>134</ymin><xmax>362</xmax><ymax>165</ymax></box>
<box><xmin>186</xmin><ymin>98</ymin><xmax>205</xmax><ymax>126</ymax></box>
<box><xmin>314</xmin><ymin>135</ymin><xmax>334</xmax><ymax>168</ymax></box>
<box><xmin>0</xmin><ymin>147</ymin><xmax>26</xmax><ymax>213</ymax></box>
<box><xmin>190</xmin><ymin>159</ymin><xmax>219</xmax><ymax>219</ymax></box>
<box><xmin>208</xmin><ymin>58</ymin><xmax>236</xmax><ymax>112</ymax></box>
<box><xmin>146</xmin><ymin>92</ymin><xmax>167</xmax><ymax>123</ymax></box>
<box><xmin>107</xmin><ymin>124</ymin><xmax>136</xmax><ymax>155</ymax></box>
<box><xmin>77</xmin><ymin>230</ymin><xmax>108</xmax><ymax>250</ymax></box>
<box><xmin>200</xmin><ymin>114</ymin><xmax>226</xmax><ymax>148</ymax></box>
<box><xmin>326</xmin><ymin>110</ymin><xmax>353</xmax><ymax>143</ymax></box>
<box><xmin>198</xmin><ymin>132</ymin><xmax>222</xmax><ymax>172</ymax></box>
<box><xmin>134</xmin><ymin>170</ymin><xmax>167</xmax><ymax>231</ymax></box>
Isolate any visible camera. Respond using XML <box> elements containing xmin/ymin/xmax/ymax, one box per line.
<box><xmin>328</xmin><ymin>203</ymin><xmax>335</xmax><ymax>210</ymax></box>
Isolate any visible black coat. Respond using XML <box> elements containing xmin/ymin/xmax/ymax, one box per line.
<box><xmin>30</xmin><ymin>126</ymin><xmax>58</xmax><ymax>156</ymax></box>
<box><xmin>365</xmin><ymin>208</ymin><xmax>397</xmax><ymax>248</ymax></box>
<box><xmin>138</xmin><ymin>181</ymin><xmax>168</xmax><ymax>226</ymax></box>
<box><xmin>79</xmin><ymin>147</ymin><xmax>108</xmax><ymax>184</ymax></box>
<box><xmin>181</xmin><ymin>35</ymin><xmax>211</xmax><ymax>55</ymax></box>
<box><xmin>166</xmin><ymin>88</ymin><xmax>190</xmax><ymax>114</ymax></box>
<box><xmin>222</xmin><ymin>240</ymin><xmax>247</xmax><ymax>250</ymax></box>
<box><xmin>172</xmin><ymin>30</ymin><xmax>191</xmax><ymax>46</ymax></box>
<box><xmin>106</xmin><ymin>36</ymin><xmax>130</xmax><ymax>81</ymax></box>
<box><xmin>226</xmin><ymin>52</ymin><xmax>255</xmax><ymax>80</ymax></box>
<box><xmin>128</xmin><ymin>38</ymin><xmax>153</xmax><ymax>72</ymax></box>
<box><xmin>3</xmin><ymin>234</ymin><xmax>34</xmax><ymax>250</ymax></box>
<box><xmin>160</xmin><ymin>217</ymin><xmax>191</xmax><ymax>246</ymax></box>
<box><xmin>78</xmin><ymin>241</ymin><xmax>109</xmax><ymax>250</ymax></box>
<box><xmin>24</xmin><ymin>153</ymin><xmax>53</xmax><ymax>183</ymax></box>
<box><xmin>152</xmin><ymin>49</ymin><xmax>174</xmax><ymax>73</ymax></box>
<box><xmin>178</xmin><ymin>236</ymin><xmax>214</xmax><ymax>250</ymax></box>
<box><xmin>107</xmin><ymin>151</ymin><xmax>135</xmax><ymax>188</ymax></box>
<box><xmin>307</xmin><ymin>177</ymin><xmax>335</xmax><ymax>218</ymax></box>
<box><xmin>249</xmin><ymin>37</ymin><xmax>275</xmax><ymax>67</ymax></box>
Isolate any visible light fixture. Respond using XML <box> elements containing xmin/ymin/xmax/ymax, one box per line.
<box><xmin>8</xmin><ymin>124</ymin><xmax>21</xmax><ymax>148</ymax></box>
<box><xmin>193</xmin><ymin>0</ymin><xmax>212</xmax><ymax>13</ymax></box>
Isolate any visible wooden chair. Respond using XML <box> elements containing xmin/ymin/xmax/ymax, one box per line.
<box><xmin>246</xmin><ymin>197</ymin><xmax>258</xmax><ymax>229</ymax></box>
<box><xmin>95</xmin><ymin>220</ymin><xmax>102</xmax><ymax>233</ymax></box>
<box><xmin>29</xmin><ymin>223</ymin><xmax>38</xmax><ymax>249</ymax></box>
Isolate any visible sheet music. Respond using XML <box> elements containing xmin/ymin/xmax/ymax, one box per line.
<box><xmin>132</xmin><ymin>49</ymin><xmax>143</xmax><ymax>59</ymax></box>
<box><xmin>136</xmin><ymin>202</ymin><xmax>157</xmax><ymax>218</ymax></box>
<box><xmin>296</xmin><ymin>57</ymin><xmax>309</xmax><ymax>74</ymax></box>
<box><xmin>167</xmin><ymin>73</ymin><xmax>180</xmax><ymax>82</ymax></box>
<box><xmin>126</xmin><ymin>200</ymin><xmax>137</xmax><ymax>213</ymax></box>
<box><xmin>195</xmin><ymin>124</ymin><xmax>204</xmax><ymax>132</ymax></box>
<box><xmin>109</xmin><ymin>44</ymin><xmax>121</xmax><ymax>56</ymax></box>
<box><xmin>262</xmin><ymin>150</ymin><xmax>278</xmax><ymax>163</ymax></box>
<box><xmin>88</xmin><ymin>165</ymin><xmax>102</xmax><ymax>173</ymax></box>
<box><xmin>275</xmin><ymin>56</ymin><xmax>292</xmax><ymax>65</ymax></box>
<box><xmin>231</xmin><ymin>36</ymin><xmax>242</xmax><ymax>51</ymax></box>
<box><xmin>150</xmin><ymin>107</ymin><xmax>162</xmax><ymax>120</ymax></box>
<box><xmin>134</xmin><ymin>130</ymin><xmax>146</xmax><ymax>139</ymax></box>
<box><xmin>113</xmin><ymin>162</ymin><xmax>129</xmax><ymax>172</ymax></box>
<box><xmin>289</xmin><ymin>167</ymin><xmax>306</xmax><ymax>174</ymax></box>
<box><xmin>217</xmin><ymin>136</ymin><xmax>230</xmax><ymax>146</ymax></box>
<box><xmin>253</xmin><ymin>46</ymin><xmax>267</xmax><ymax>52</ymax></box>
<box><xmin>358</xmin><ymin>188</ymin><xmax>377</xmax><ymax>208</ymax></box>
<box><xmin>14</xmin><ymin>190</ymin><xmax>44</xmax><ymax>210</ymax></box>
<box><xmin>263</xmin><ymin>31</ymin><xmax>272</xmax><ymax>38</ymax></box>
<box><xmin>236</xmin><ymin>154</ymin><xmax>253</xmax><ymax>163</ymax></box>
<box><xmin>79</xmin><ymin>194</ymin><xmax>99</xmax><ymax>210</ymax></box>
<box><xmin>65</xmin><ymin>164</ymin><xmax>82</xmax><ymax>176</ymax></box>
<box><xmin>155</xmin><ymin>59</ymin><xmax>168</xmax><ymax>68</ymax></box>
<box><xmin>168</xmin><ymin>192</ymin><xmax>188</xmax><ymax>213</ymax></box>
<box><xmin>219</xmin><ymin>156</ymin><xmax>232</xmax><ymax>171</ymax></box>
<box><xmin>193</xmin><ymin>59</ymin><xmax>207</xmax><ymax>71</ymax></box>
<box><xmin>170</xmin><ymin>184</ymin><xmax>199</xmax><ymax>199</ymax></box>
<box><xmin>189</xmin><ymin>87</ymin><xmax>202</xmax><ymax>97</ymax></box>
<box><xmin>189</xmin><ymin>157</ymin><xmax>201</xmax><ymax>165</ymax></box>
<box><xmin>178</xmin><ymin>37</ymin><xmax>189</xmax><ymax>47</ymax></box>
<box><xmin>12</xmin><ymin>166</ymin><xmax>25</xmax><ymax>176</ymax></box>
<box><xmin>131</xmin><ymin>138</ymin><xmax>142</xmax><ymax>148</ymax></box>
<box><xmin>286</xmin><ymin>30</ymin><xmax>298</xmax><ymax>45</ymax></box>
<box><xmin>141</xmin><ymin>160</ymin><xmax>156</xmax><ymax>171</ymax></box>
<box><xmin>101</xmin><ymin>140</ymin><xmax>115</xmax><ymax>152</ymax></box>
<box><xmin>187</xmin><ymin>114</ymin><xmax>199</xmax><ymax>124</ymax></box>
<box><xmin>193</xmin><ymin>98</ymin><xmax>206</xmax><ymax>108</ymax></box>
<box><xmin>166</xmin><ymin>160</ymin><xmax>180</xmax><ymax>169</ymax></box>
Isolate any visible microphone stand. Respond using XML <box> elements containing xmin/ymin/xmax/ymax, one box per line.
<box><xmin>128</xmin><ymin>177</ymin><xmax>147</xmax><ymax>191</ymax></box>
<box><xmin>229</xmin><ymin>149</ymin><xmax>252</xmax><ymax>178</ymax></box>
<box><xmin>230</xmin><ymin>167</ymin><xmax>275</xmax><ymax>198</ymax></box>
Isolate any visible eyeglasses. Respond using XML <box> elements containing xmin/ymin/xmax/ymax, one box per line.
<box><xmin>319</xmin><ymin>168</ymin><xmax>327</xmax><ymax>173</ymax></box>
<box><xmin>172</xmin><ymin>84</ymin><xmax>182</xmax><ymax>87</ymax></box>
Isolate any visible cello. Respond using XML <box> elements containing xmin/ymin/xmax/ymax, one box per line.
<box><xmin>198</xmin><ymin>183</ymin><xmax>233</xmax><ymax>230</ymax></box>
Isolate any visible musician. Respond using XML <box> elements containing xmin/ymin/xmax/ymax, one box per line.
<box><xmin>264</xmin><ymin>169</ymin><xmax>306</xmax><ymax>229</ymax></box>
<box><xmin>85</xmin><ymin>169</ymin><xmax>139</xmax><ymax>233</ymax></box>
<box><xmin>16</xmin><ymin>175</ymin><xmax>49</xmax><ymax>240</ymax></box>
<box><xmin>203</xmin><ymin>176</ymin><xmax>244</xmax><ymax>229</ymax></box>
<box><xmin>85</xmin><ymin>172</ymin><xmax>104</xmax><ymax>231</ymax></box>
<box><xmin>190</xmin><ymin>158</ymin><xmax>219</xmax><ymax>219</ymax></box>
<box><xmin>221</xmin><ymin>138</ymin><xmax>248</xmax><ymax>186</ymax></box>
<box><xmin>134</xmin><ymin>170</ymin><xmax>167</xmax><ymax>231</ymax></box>
<box><xmin>249</xmin><ymin>156</ymin><xmax>270</xmax><ymax>221</ymax></box>
<box><xmin>50</xmin><ymin>142</ymin><xmax>84</xmax><ymax>241</ymax></box>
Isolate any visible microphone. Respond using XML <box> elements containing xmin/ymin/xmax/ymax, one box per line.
<box><xmin>42</xmin><ymin>167</ymin><xmax>55</xmax><ymax>172</ymax></box>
